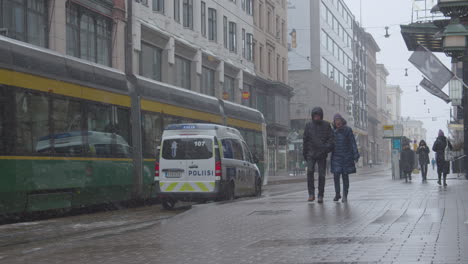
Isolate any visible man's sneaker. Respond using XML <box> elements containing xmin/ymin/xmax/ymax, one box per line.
<box><xmin>437</xmin><ymin>180</ymin><xmax>441</xmax><ymax>185</ymax></box>
<box><xmin>308</xmin><ymin>196</ymin><xmax>315</xmax><ymax>202</ymax></box>
<box><xmin>342</xmin><ymin>195</ymin><xmax>347</xmax><ymax>203</ymax></box>
<box><xmin>443</xmin><ymin>182</ymin><xmax>447</xmax><ymax>187</ymax></box>
<box><xmin>333</xmin><ymin>194</ymin><xmax>341</xmax><ymax>201</ymax></box>
<box><xmin>317</xmin><ymin>197</ymin><xmax>324</xmax><ymax>203</ymax></box>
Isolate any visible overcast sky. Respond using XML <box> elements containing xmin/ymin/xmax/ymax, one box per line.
<box><xmin>345</xmin><ymin>0</ymin><xmax>452</xmax><ymax>145</ymax></box>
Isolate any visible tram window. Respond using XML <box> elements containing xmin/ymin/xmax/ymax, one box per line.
<box><xmin>142</xmin><ymin>112</ymin><xmax>163</xmax><ymax>158</ymax></box>
<box><xmin>15</xmin><ymin>91</ymin><xmax>50</xmax><ymax>154</ymax></box>
<box><xmin>52</xmin><ymin>98</ymin><xmax>83</xmax><ymax>154</ymax></box>
<box><xmin>116</xmin><ymin>108</ymin><xmax>131</xmax><ymax>145</ymax></box>
<box><xmin>87</xmin><ymin>103</ymin><xmax>112</xmax><ymax>134</ymax></box>
<box><xmin>0</xmin><ymin>86</ymin><xmax>15</xmax><ymax>154</ymax></box>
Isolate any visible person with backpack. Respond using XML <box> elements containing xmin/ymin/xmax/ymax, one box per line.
<box><xmin>432</xmin><ymin>130</ymin><xmax>453</xmax><ymax>186</ymax></box>
<box><xmin>400</xmin><ymin>142</ymin><xmax>415</xmax><ymax>183</ymax></box>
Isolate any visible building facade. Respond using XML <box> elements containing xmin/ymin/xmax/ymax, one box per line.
<box><xmin>252</xmin><ymin>0</ymin><xmax>292</xmax><ymax>174</ymax></box>
<box><xmin>376</xmin><ymin>64</ymin><xmax>392</xmax><ymax>163</ymax></box>
<box><xmin>401</xmin><ymin>118</ymin><xmax>427</xmax><ymax>144</ymax></box>
<box><xmin>365</xmin><ymin>32</ymin><xmax>380</xmax><ymax>165</ymax></box>
<box><xmin>0</xmin><ymin>0</ymin><xmax>292</xmax><ymax>176</ymax></box>
<box><xmin>288</xmin><ymin>0</ymin><xmax>354</xmax><ymax>127</ymax></box>
<box><xmin>0</xmin><ymin>0</ymin><xmax>127</xmax><ymax>70</ymax></box>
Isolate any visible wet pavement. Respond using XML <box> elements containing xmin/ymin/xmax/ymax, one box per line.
<box><xmin>1</xmin><ymin>168</ymin><xmax>468</xmax><ymax>264</ymax></box>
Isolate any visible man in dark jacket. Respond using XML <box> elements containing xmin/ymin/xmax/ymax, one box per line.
<box><xmin>331</xmin><ymin>114</ymin><xmax>359</xmax><ymax>203</ymax></box>
<box><xmin>432</xmin><ymin>130</ymin><xmax>452</xmax><ymax>186</ymax></box>
<box><xmin>303</xmin><ymin>107</ymin><xmax>335</xmax><ymax>203</ymax></box>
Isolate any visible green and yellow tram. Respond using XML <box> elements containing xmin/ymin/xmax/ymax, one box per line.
<box><xmin>0</xmin><ymin>37</ymin><xmax>267</xmax><ymax>216</ymax></box>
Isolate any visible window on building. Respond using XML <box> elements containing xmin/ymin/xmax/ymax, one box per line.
<box><xmin>66</xmin><ymin>3</ymin><xmax>112</xmax><ymax>66</ymax></box>
<box><xmin>2</xmin><ymin>1</ymin><xmax>45</xmax><ymax>45</ymax></box>
<box><xmin>241</xmin><ymin>0</ymin><xmax>245</xmax><ymax>10</ymax></box>
<box><xmin>201</xmin><ymin>1</ymin><xmax>206</xmax><ymax>37</ymax></box>
<box><xmin>223</xmin><ymin>16</ymin><xmax>228</xmax><ymax>48</ymax></box>
<box><xmin>246</xmin><ymin>0</ymin><xmax>253</xmax><ymax>15</ymax></box>
<box><xmin>242</xmin><ymin>28</ymin><xmax>246</xmax><ymax>58</ymax></box>
<box><xmin>229</xmin><ymin>21</ymin><xmax>237</xmax><ymax>52</ymax></box>
<box><xmin>276</xmin><ymin>16</ymin><xmax>280</xmax><ymax>40</ymax></box>
<box><xmin>267</xmin><ymin>50</ymin><xmax>271</xmax><ymax>76</ymax></box>
<box><xmin>281</xmin><ymin>20</ymin><xmax>285</xmax><ymax>45</ymax></box>
<box><xmin>258</xmin><ymin>2</ymin><xmax>263</xmax><ymax>29</ymax></box>
<box><xmin>282</xmin><ymin>58</ymin><xmax>286</xmax><ymax>81</ymax></box>
<box><xmin>174</xmin><ymin>0</ymin><xmax>180</xmax><ymax>22</ymax></box>
<box><xmin>224</xmin><ymin>75</ymin><xmax>235</xmax><ymax>101</ymax></box>
<box><xmin>153</xmin><ymin>0</ymin><xmax>164</xmax><ymax>12</ymax></box>
<box><xmin>267</xmin><ymin>9</ymin><xmax>271</xmax><ymax>33</ymax></box>
<box><xmin>208</xmin><ymin>8</ymin><xmax>217</xmax><ymax>41</ymax></box>
<box><xmin>259</xmin><ymin>45</ymin><xmax>263</xmax><ymax>72</ymax></box>
<box><xmin>242</xmin><ymin>83</ymin><xmax>251</xmax><ymax>107</ymax></box>
<box><xmin>201</xmin><ymin>67</ymin><xmax>215</xmax><ymax>96</ymax></box>
<box><xmin>174</xmin><ymin>56</ymin><xmax>191</xmax><ymax>90</ymax></box>
<box><xmin>276</xmin><ymin>55</ymin><xmax>280</xmax><ymax>81</ymax></box>
<box><xmin>246</xmin><ymin>33</ymin><xmax>253</xmax><ymax>61</ymax></box>
<box><xmin>1</xmin><ymin>0</ymin><xmax>48</xmax><ymax>47</ymax></box>
<box><xmin>140</xmin><ymin>42</ymin><xmax>162</xmax><ymax>81</ymax></box>
<box><xmin>183</xmin><ymin>0</ymin><xmax>193</xmax><ymax>29</ymax></box>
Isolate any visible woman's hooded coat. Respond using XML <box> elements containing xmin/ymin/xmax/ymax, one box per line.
<box><xmin>331</xmin><ymin>114</ymin><xmax>360</xmax><ymax>174</ymax></box>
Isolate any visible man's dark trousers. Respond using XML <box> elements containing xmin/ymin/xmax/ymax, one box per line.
<box><xmin>307</xmin><ymin>158</ymin><xmax>326</xmax><ymax>197</ymax></box>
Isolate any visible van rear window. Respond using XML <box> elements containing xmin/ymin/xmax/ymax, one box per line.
<box><xmin>162</xmin><ymin>138</ymin><xmax>213</xmax><ymax>160</ymax></box>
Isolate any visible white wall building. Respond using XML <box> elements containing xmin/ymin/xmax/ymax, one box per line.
<box><xmin>132</xmin><ymin>0</ymin><xmax>256</xmax><ymax>103</ymax></box>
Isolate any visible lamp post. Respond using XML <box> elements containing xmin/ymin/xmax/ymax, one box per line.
<box><xmin>441</xmin><ymin>16</ymin><xmax>468</xmax><ymax>179</ymax></box>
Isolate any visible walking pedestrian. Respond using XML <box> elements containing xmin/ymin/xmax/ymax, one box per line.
<box><xmin>303</xmin><ymin>107</ymin><xmax>335</xmax><ymax>203</ymax></box>
<box><xmin>330</xmin><ymin>114</ymin><xmax>359</xmax><ymax>203</ymax></box>
<box><xmin>432</xmin><ymin>130</ymin><xmax>452</xmax><ymax>186</ymax></box>
<box><xmin>416</xmin><ymin>140</ymin><xmax>430</xmax><ymax>182</ymax></box>
<box><xmin>400</xmin><ymin>142</ymin><xmax>415</xmax><ymax>183</ymax></box>
<box><xmin>431</xmin><ymin>158</ymin><xmax>436</xmax><ymax>170</ymax></box>
<box><xmin>368</xmin><ymin>159</ymin><xmax>373</xmax><ymax>168</ymax></box>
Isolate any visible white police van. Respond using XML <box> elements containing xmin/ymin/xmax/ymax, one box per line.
<box><xmin>155</xmin><ymin>123</ymin><xmax>262</xmax><ymax>209</ymax></box>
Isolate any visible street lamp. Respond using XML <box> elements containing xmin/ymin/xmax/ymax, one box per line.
<box><xmin>441</xmin><ymin>18</ymin><xmax>468</xmax><ymax>61</ymax></box>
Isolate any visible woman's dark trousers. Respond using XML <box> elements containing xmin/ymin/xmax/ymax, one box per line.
<box><xmin>420</xmin><ymin>164</ymin><xmax>428</xmax><ymax>181</ymax></box>
<box><xmin>334</xmin><ymin>173</ymin><xmax>349</xmax><ymax>196</ymax></box>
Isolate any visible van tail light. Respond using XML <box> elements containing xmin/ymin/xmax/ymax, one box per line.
<box><xmin>155</xmin><ymin>162</ymin><xmax>160</xmax><ymax>177</ymax></box>
<box><xmin>215</xmin><ymin>161</ymin><xmax>222</xmax><ymax>177</ymax></box>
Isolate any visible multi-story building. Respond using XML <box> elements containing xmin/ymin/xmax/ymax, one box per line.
<box><xmin>252</xmin><ymin>0</ymin><xmax>293</xmax><ymax>174</ymax></box>
<box><xmin>133</xmin><ymin>0</ymin><xmax>255</xmax><ymax>102</ymax></box>
<box><xmin>386</xmin><ymin>85</ymin><xmax>403</xmax><ymax>123</ymax></box>
<box><xmin>401</xmin><ymin>118</ymin><xmax>427</xmax><ymax>144</ymax></box>
<box><xmin>365</xmin><ymin>32</ymin><xmax>380</xmax><ymax>165</ymax></box>
<box><xmin>376</xmin><ymin>64</ymin><xmax>392</xmax><ymax>163</ymax></box>
<box><xmin>0</xmin><ymin>0</ymin><xmax>127</xmax><ymax>70</ymax></box>
<box><xmin>0</xmin><ymin>0</ymin><xmax>293</xmax><ymax>176</ymax></box>
<box><xmin>288</xmin><ymin>0</ymin><xmax>354</xmax><ymax>128</ymax></box>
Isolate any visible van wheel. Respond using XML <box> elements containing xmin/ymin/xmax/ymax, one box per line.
<box><xmin>161</xmin><ymin>198</ymin><xmax>176</xmax><ymax>210</ymax></box>
<box><xmin>254</xmin><ymin>177</ymin><xmax>262</xmax><ymax>197</ymax></box>
<box><xmin>226</xmin><ymin>182</ymin><xmax>235</xmax><ymax>201</ymax></box>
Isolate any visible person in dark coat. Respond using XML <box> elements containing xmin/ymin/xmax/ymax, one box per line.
<box><xmin>416</xmin><ymin>140</ymin><xmax>430</xmax><ymax>182</ymax></box>
<box><xmin>330</xmin><ymin>114</ymin><xmax>359</xmax><ymax>203</ymax></box>
<box><xmin>400</xmin><ymin>142</ymin><xmax>415</xmax><ymax>182</ymax></box>
<box><xmin>432</xmin><ymin>130</ymin><xmax>452</xmax><ymax>186</ymax></box>
<box><xmin>303</xmin><ymin>107</ymin><xmax>335</xmax><ymax>203</ymax></box>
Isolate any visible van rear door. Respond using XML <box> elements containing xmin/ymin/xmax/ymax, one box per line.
<box><xmin>160</xmin><ymin>135</ymin><xmax>216</xmax><ymax>193</ymax></box>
